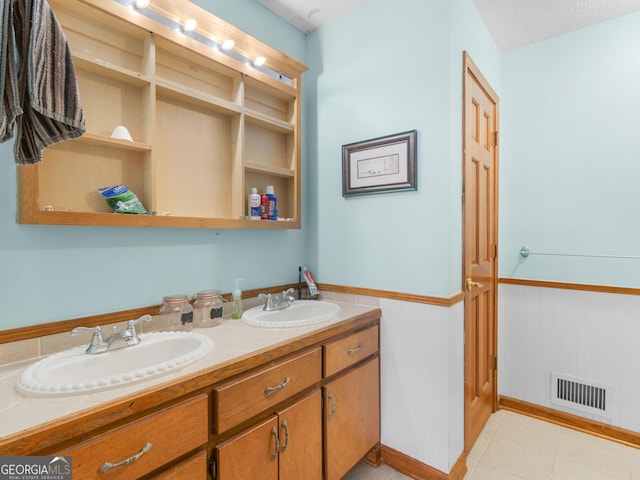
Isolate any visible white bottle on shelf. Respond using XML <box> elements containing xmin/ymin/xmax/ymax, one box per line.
<box><xmin>248</xmin><ymin>187</ymin><xmax>261</xmax><ymax>220</ymax></box>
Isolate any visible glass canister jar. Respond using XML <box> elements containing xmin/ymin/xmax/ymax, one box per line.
<box><xmin>193</xmin><ymin>290</ymin><xmax>224</xmax><ymax>328</ymax></box>
<box><xmin>159</xmin><ymin>294</ymin><xmax>193</xmax><ymax>331</ymax></box>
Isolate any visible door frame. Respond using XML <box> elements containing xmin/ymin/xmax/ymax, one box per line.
<box><xmin>462</xmin><ymin>51</ymin><xmax>499</xmax><ymax>451</ymax></box>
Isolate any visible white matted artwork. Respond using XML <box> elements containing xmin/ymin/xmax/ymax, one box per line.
<box><xmin>342</xmin><ymin>130</ymin><xmax>417</xmax><ymax>196</ymax></box>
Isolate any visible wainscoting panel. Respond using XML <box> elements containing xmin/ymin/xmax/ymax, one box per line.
<box><xmin>379</xmin><ymin>298</ymin><xmax>464</xmax><ymax>474</ymax></box>
<box><xmin>498</xmin><ymin>283</ymin><xmax>640</xmax><ymax>432</ymax></box>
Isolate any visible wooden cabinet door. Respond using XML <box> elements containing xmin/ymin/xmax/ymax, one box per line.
<box><xmin>324</xmin><ymin>357</ymin><xmax>380</xmax><ymax>480</ymax></box>
<box><xmin>215</xmin><ymin>415</ymin><xmax>279</xmax><ymax>480</ymax></box>
<box><xmin>277</xmin><ymin>390</ymin><xmax>322</xmax><ymax>480</ymax></box>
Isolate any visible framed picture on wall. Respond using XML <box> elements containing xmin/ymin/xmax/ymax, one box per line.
<box><xmin>341</xmin><ymin>130</ymin><xmax>417</xmax><ymax>197</ymax></box>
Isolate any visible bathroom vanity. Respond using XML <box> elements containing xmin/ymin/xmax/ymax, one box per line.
<box><xmin>0</xmin><ymin>302</ymin><xmax>380</xmax><ymax>480</ymax></box>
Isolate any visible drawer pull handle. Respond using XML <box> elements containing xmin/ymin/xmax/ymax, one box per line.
<box><xmin>328</xmin><ymin>392</ymin><xmax>336</xmax><ymax>420</ymax></box>
<box><xmin>347</xmin><ymin>344</ymin><xmax>364</xmax><ymax>355</ymax></box>
<box><xmin>99</xmin><ymin>442</ymin><xmax>152</xmax><ymax>473</ymax></box>
<box><xmin>264</xmin><ymin>376</ymin><xmax>290</xmax><ymax>395</ymax></box>
<box><xmin>280</xmin><ymin>419</ymin><xmax>290</xmax><ymax>453</ymax></box>
<box><xmin>270</xmin><ymin>427</ymin><xmax>280</xmax><ymax>460</ymax></box>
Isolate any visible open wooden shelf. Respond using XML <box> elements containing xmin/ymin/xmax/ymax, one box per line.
<box><xmin>17</xmin><ymin>0</ymin><xmax>306</xmax><ymax>229</ymax></box>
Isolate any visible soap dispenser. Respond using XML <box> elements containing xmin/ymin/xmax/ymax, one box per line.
<box><xmin>231</xmin><ymin>278</ymin><xmax>243</xmax><ymax>319</ymax></box>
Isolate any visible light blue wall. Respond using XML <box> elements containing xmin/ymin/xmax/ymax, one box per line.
<box><xmin>0</xmin><ymin>2</ymin><xmax>307</xmax><ymax>329</ymax></box>
<box><xmin>191</xmin><ymin>0</ymin><xmax>305</xmax><ymax>60</ymax></box>
<box><xmin>307</xmin><ymin>0</ymin><xmax>450</xmax><ymax>297</ymax></box>
<box><xmin>500</xmin><ymin>12</ymin><xmax>640</xmax><ymax>287</ymax></box>
<box><xmin>306</xmin><ymin>0</ymin><xmax>500</xmax><ymax>297</ymax></box>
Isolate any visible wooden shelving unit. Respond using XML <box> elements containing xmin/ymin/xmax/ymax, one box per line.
<box><xmin>17</xmin><ymin>0</ymin><xmax>307</xmax><ymax>229</ymax></box>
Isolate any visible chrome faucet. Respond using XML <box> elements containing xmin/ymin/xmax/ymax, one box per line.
<box><xmin>72</xmin><ymin>315</ymin><xmax>152</xmax><ymax>355</ymax></box>
<box><xmin>259</xmin><ymin>288</ymin><xmax>296</xmax><ymax>311</ymax></box>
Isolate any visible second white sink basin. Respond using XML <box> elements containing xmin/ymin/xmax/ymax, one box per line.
<box><xmin>242</xmin><ymin>300</ymin><xmax>341</xmax><ymax>328</ymax></box>
<box><xmin>16</xmin><ymin>331</ymin><xmax>214</xmax><ymax>397</ymax></box>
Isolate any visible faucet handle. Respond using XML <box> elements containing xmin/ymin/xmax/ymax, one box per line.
<box><xmin>259</xmin><ymin>293</ymin><xmax>275</xmax><ymax>311</ymax></box>
<box><xmin>127</xmin><ymin>314</ymin><xmax>152</xmax><ymax>328</ymax></box>
<box><xmin>282</xmin><ymin>288</ymin><xmax>296</xmax><ymax>306</ymax></box>
<box><xmin>124</xmin><ymin>315</ymin><xmax>152</xmax><ymax>346</ymax></box>
<box><xmin>71</xmin><ymin>326</ymin><xmax>115</xmax><ymax>354</ymax></box>
<box><xmin>71</xmin><ymin>325</ymin><xmax>115</xmax><ymax>340</ymax></box>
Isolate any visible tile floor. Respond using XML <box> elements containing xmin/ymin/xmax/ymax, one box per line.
<box><xmin>343</xmin><ymin>410</ymin><xmax>640</xmax><ymax>480</ymax></box>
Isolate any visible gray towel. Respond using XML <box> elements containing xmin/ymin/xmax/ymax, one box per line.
<box><xmin>1</xmin><ymin>0</ymin><xmax>85</xmax><ymax>164</ymax></box>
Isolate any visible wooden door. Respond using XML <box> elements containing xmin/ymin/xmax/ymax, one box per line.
<box><xmin>277</xmin><ymin>390</ymin><xmax>323</xmax><ymax>480</ymax></box>
<box><xmin>324</xmin><ymin>357</ymin><xmax>380</xmax><ymax>480</ymax></box>
<box><xmin>215</xmin><ymin>415</ymin><xmax>279</xmax><ymax>480</ymax></box>
<box><xmin>462</xmin><ymin>52</ymin><xmax>499</xmax><ymax>452</ymax></box>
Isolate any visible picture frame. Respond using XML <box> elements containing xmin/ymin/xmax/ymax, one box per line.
<box><xmin>342</xmin><ymin>130</ymin><xmax>417</xmax><ymax>197</ymax></box>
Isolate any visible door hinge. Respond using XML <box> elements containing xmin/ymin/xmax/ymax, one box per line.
<box><xmin>493</xmin><ymin>356</ymin><xmax>498</xmax><ymax>371</ymax></box>
<box><xmin>493</xmin><ymin>131</ymin><xmax>499</xmax><ymax>147</ymax></box>
<box><xmin>493</xmin><ymin>244</ymin><xmax>498</xmax><ymax>259</ymax></box>
<box><xmin>209</xmin><ymin>457</ymin><xmax>217</xmax><ymax>479</ymax></box>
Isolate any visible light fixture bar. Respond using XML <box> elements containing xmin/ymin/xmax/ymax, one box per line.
<box><xmin>114</xmin><ymin>0</ymin><xmax>293</xmax><ymax>86</ymax></box>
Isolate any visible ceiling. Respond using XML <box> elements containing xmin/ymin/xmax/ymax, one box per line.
<box><xmin>258</xmin><ymin>0</ymin><xmax>640</xmax><ymax>51</ymax></box>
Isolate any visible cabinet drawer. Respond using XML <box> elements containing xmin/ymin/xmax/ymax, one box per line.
<box><xmin>61</xmin><ymin>394</ymin><xmax>208</xmax><ymax>480</ymax></box>
<box><xmin>323</xmin><ymin>325</ymin><xmax>379</xmax><ymax>377</ymax></box>
<box><xmin>150</xmin><ymin>450</ymin><xmax>207</xmax><ymax>480</ymax></box>
<box><xmin>213</xmin><ymin>347</ymin><xmax>322</xmax><ymax>434</ymax></box>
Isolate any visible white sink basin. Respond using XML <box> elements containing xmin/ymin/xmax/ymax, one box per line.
<box><xmin>242</xmin><ymin>300</ymin><xmax>341</xmax><ymax>328</ymax></box>
<box><xmin>16</xmin><ymin>331</ymin><xmax>214</xmax><ymax>397</ymax></box>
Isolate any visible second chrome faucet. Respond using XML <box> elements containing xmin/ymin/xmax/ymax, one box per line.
<box><xmin>258</xmin><ymin>288</ymin><xmax>296</xmax><ymax>311</ymax></box>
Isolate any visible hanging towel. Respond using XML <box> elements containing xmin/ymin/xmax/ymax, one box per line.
<box><xmin>1</xmin><ymin>0</ymin><xmax>85</xmax><ymax>164</ymax></box>
<box><xmin>0</xmin><ymin>0</ymin><xmax>20</xmax><ymax>143</ymax></box>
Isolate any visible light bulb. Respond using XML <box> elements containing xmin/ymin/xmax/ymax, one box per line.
<box><xmin>254</xmin><ymin>56</ymin><xmax>266</xmax><ymax>67</ymax></box>
<box><xmin>222</xmin><ymin>39</ymin><xmax>235</xmax><ymax>51</ymax></box>
<box><xmin>134</xmin><ymin>0</ymin><xmax>150</xmax><ymax>8</ymax></box>
<box><xmin>183</xmin><ymin>18</ymin><xmax>197</xmax><ymax>32</ymax></box>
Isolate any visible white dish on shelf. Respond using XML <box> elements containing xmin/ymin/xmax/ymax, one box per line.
<box><xmin>110</xmin><ymin>125</ymin><xmax>134</xmax><ymax>142</ymax></box>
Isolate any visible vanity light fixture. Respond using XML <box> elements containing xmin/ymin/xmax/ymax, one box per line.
<box><xmin>182</xmin><ymin>18</ymin><xmax>197</xmax><ymax>32</ymax></box>
<box><xmin>113</xmin><ymin>0</ymin><xmax>293</xmax><ymax>86</ymax></box>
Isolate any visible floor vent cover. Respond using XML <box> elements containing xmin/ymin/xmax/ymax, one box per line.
<box><xmin>550</xmin><ymin>372</ymin><xmax>613</xmax><ymax>418</ymax></box>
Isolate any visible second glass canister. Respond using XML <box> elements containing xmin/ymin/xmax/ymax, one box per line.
<box><xmin>193</xmin><ymin>290</ymin><xmax>224</xmax><ymax>328</ymax></box>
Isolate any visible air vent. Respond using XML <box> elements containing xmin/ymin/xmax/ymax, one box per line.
<box><xmin>550</xmin><ymin>372</ymin><xmax>613</xmax><ymax>419</ymax></box>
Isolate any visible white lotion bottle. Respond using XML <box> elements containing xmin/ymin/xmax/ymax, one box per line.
<box><xmin>248</xmin><ymin>188</ymin><xmax>261</xmax><ymax>220</ymax></box>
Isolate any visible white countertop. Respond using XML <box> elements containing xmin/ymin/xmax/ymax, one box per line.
<box><xmin>0</xmin><ymin>301</ymin><xmax>378</xmax><ymax>444</ymax></box>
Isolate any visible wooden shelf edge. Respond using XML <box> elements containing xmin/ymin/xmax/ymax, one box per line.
<box><xmin>17</xmin><ymin>210</ymin><xmax>300</xmax><ymax>229</ymax></box>
<box><xmin>156</xmin><ymin>80</ymin><xmax>242</xmax><ymax>115</ymax></box>
<box><xmin>76</xmin><ymin>133</ymin><xmax>152</xmax><ymax>152</ymax></box>
<box><xmin>72</xmin><ymin>54</ymin><xmax>152</xmax><ymax>87</ymax></box>
<box><xmin>244</xmin><ymin>109</ymin><xmax>294</xmax><ymax>133</ymax></box>
<box><xmin>244</xmin><ymin>162</ymin><xmax>295</xmax><ymax>178</ymax></box>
